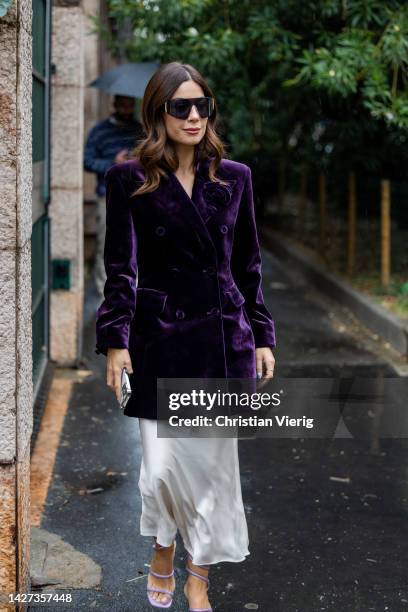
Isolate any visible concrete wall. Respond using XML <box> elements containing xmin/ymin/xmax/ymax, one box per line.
<box><xmin>82</xmin><ymin>0</ymin><xmax>116</xmax><ymax>268</ymax></box>
<box><xmin>0</xmin><ymin>0</ymin><xmax>33</xmax><ymax>602</ymax></box>
<box><xmin>83</xmin><ymin>0</ymin><xmax>100</xmax><ymax>203</ymax></box>
<box><xmin>50</xmin><ymin>0</ymin><xmax>84</xmax><ymax>364</ymax></box>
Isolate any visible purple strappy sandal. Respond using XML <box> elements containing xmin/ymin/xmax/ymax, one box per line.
<box><xmin>184</xmin><ymin>552</ymin><xmax>213</xmax><ymax>612</ymax></box>
<box><xmin>146</xmin><ymin>540</ymin><xmax>176</xmax><ymax>609</ymax></box>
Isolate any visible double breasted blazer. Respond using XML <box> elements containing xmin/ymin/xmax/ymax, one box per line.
<box><xmin>95</xmin><ymin>156</ymin><xmax>276</xmax><ymax>419</ymax></box>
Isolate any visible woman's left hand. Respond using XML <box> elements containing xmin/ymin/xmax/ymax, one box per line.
<box><xmin>256</xmin><ymin>347</ymin><xmax>275</xmax><ymax>387</ymax></box>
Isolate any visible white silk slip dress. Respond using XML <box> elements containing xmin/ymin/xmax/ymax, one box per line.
<box><xmin>137</xmin><ymin>417</ymin><xmax>250</xmax><ymax>566</ymax></box>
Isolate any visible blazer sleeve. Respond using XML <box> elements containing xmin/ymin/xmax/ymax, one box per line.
<box><xmin>231</xmin><ymin>165</ymin><xmax>276</xmax><ymax>349</ymax></box>
<box><xmin>95</xmin><ymin>165</ymin><xmax>138</xmax><ymax>356</ymax></box>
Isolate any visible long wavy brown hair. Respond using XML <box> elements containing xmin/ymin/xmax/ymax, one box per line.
<box><xmin>130</xmin><ymin>62</ymin><xmax>230</xmax><ymax>197</ymax></box>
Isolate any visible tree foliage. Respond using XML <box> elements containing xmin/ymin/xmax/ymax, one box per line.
<box><xmin>93</xmin><ymin>0</ymin><xmax>408</xmax><ymax>179</ymax></box>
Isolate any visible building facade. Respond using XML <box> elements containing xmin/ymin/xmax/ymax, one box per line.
<box><xmin>0</xmin><ymin>0</ymin><xmax>104</xmax><ymax>598</ymax></box>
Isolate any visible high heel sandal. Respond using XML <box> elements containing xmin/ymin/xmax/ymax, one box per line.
<box><xmin>184</xmin><ymin>552</ymin><xmax>213</xmax><ymax>612</ymax></box>
<box><xmin>146</xmin><ymin>539</ymin><xmax>176</xmax><ymax>609</ymax></box>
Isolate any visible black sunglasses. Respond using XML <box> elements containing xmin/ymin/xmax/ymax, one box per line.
<box><xmin>164</xmin><ymin>97</ymin><xmax>215</xmax><ymax>119</ymax></box>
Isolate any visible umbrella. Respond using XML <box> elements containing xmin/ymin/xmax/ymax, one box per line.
<box><xmin>88</xmin><ymin>62</ymin><xmax>160</xmax><ymax>98</ymax></box>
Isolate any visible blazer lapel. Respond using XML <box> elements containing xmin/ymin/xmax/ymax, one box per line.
<box><xmin>164</xmin><ymin>158</ymin><xmax>217</xmax><ymax>255</ymax></box>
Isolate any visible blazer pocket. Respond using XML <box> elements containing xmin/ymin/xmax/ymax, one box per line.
<box><xmin>136</xmin><ymin>287</ymin><xmax>168</xmax><ymax>314</ymax></box>
<box><xmin>132</xmin><ymin>288</ymin><xmax>168</xmax><ymax>335</ymax></box>
<box><xmin>223</xmin><ymin>284</ymin><xmax>246</xmax><ymax>308</ymax></box>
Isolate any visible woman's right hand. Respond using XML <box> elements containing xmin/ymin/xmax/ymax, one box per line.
<box><xmin>107</xmin><ymin>348</ymin><xmax>133</xmax><ymax>402</ymax></box>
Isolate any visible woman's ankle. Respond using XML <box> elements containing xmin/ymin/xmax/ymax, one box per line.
<box><xmin>153</xmin><ymin>540</ymin><xmax>175</xmax><ymax>554</ymax></box>
<box><xmin>187</xmin><ymin>557</ymin><xmax>209</xmax><ymax>573</ymax></box>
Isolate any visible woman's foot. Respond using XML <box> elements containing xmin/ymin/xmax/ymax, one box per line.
<box><xmin>147</xmin><ymin>538</ymin><xmax>176</xmax><ymax>606</ymax></box>
<box><xmin>184</xmin><ymin>555</ymin><xmax>212</xmax><ymax>611</ymax></box>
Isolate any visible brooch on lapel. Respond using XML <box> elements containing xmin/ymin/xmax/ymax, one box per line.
<box><xmin>202</xmin><ymin>180</ymin><xmax>236</xmax><ymax>207</ymax></box>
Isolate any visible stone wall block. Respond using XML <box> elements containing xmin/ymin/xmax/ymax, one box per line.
<box><xmin>52</xmin><ymin>6</ymin><xmax>84</xmax><ymax>87</ymax></box>
<box><xmin>51</xmin><ymin>85</ymin><xmax>84</xmax><ymax>190</ymax></box>
<box><xmin>20</xmin><ymin>0</ymin><xmax>33</xmax><ymax>35</ymax></box>
<box><xmin>0</xmin><ymin>183</ymin><xmax>17</xmax><ymax>250</ymax></box>
<box><xmin>0</xmin><ymin>21</ymin><xmax>17</xmax><ymax>163</ymax></box>
<box><xmin>50</xmin><ymin>291</ymin><xmax>80</xmax><ymax>362</ymax></box>
<box><xmin>16</xmin><ymin>21</ymin><xmax>33</xmax><ymax>248</ymax></box>
<box><xmin>16</xmin><ymin>241</ymin><xmax>33</xmax><ymax>457</ymax></box>
<box><xmin>0</xmin><ymin>250</ymin><xmax>17</xmax><ymax>463</ymax></box>
<box><xmin>49</xmin><ymin>188</ymin><xmax>81</xmax><ymax>264</ymax></box>
<box><xmin>0</xmin><ymin>464</ymin><xmax>17</xmax><ymax>598</ymax></box>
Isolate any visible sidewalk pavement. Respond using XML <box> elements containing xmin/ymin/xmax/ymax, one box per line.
<box><xmin>261</xmin><ymin>227</ymin><xmax>408</xmax><ymax>362</ymax></box>
<box><xmin>29</xmin><ymin>245</ymin><xmax>408</xmax><ymax>611</ymax></box>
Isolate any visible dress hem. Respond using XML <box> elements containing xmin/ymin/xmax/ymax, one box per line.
<box><xmin>140</xmin><ymin>529</ymin><xmax>250</xmax><ymax>565</ymax></box>
<box><xmin>186</xmin><ymin>547</ymin><xmax>251</xmax><ymax>565</ymax></box>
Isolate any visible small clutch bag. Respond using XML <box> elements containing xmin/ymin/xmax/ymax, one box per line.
<box><xmin>119</xmin><ymin>367</ymin><xmax>132</xmax><ymax>410</ymax></box>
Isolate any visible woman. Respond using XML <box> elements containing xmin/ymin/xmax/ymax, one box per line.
<box><xmin>95</xmin><ymin>62</ymin><xmax>276</xmax><ymax>611</ymax></box>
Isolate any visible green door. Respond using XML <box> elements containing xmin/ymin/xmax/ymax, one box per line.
<box><xmin>32</xmin><ymin>0</ymin><xmax>51</xmax><ymax>397</ymax></box>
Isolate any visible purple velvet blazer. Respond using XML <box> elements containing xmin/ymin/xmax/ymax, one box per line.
<box><xmin>95</xmin><ymin>156</ymin><xmax>276</xmax><ymax>419</ymax></box>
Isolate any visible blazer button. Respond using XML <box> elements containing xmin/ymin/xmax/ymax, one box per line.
<box><xmin>203</xmin><ymin>266</ymin><xmax>216</xmax><ymax>276</ymax></box>
<box><xmin>155</xmin><ymin>225</ymin><xmax>166</xmax><ymax>236</ymax></box>
<box><xmin>206</xmin><ymin>307</ymin><xmax>220</xmax><ymax>316</ymax></box>
<box><xmin>220</xmin><ymin>224</ymin><xmax>228</xmax><ymax>234</ymax></box>
<box><xmin>175</xmin><ymin>309</ymin><xmax>185</xmax><ymax>320</ymax></box>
